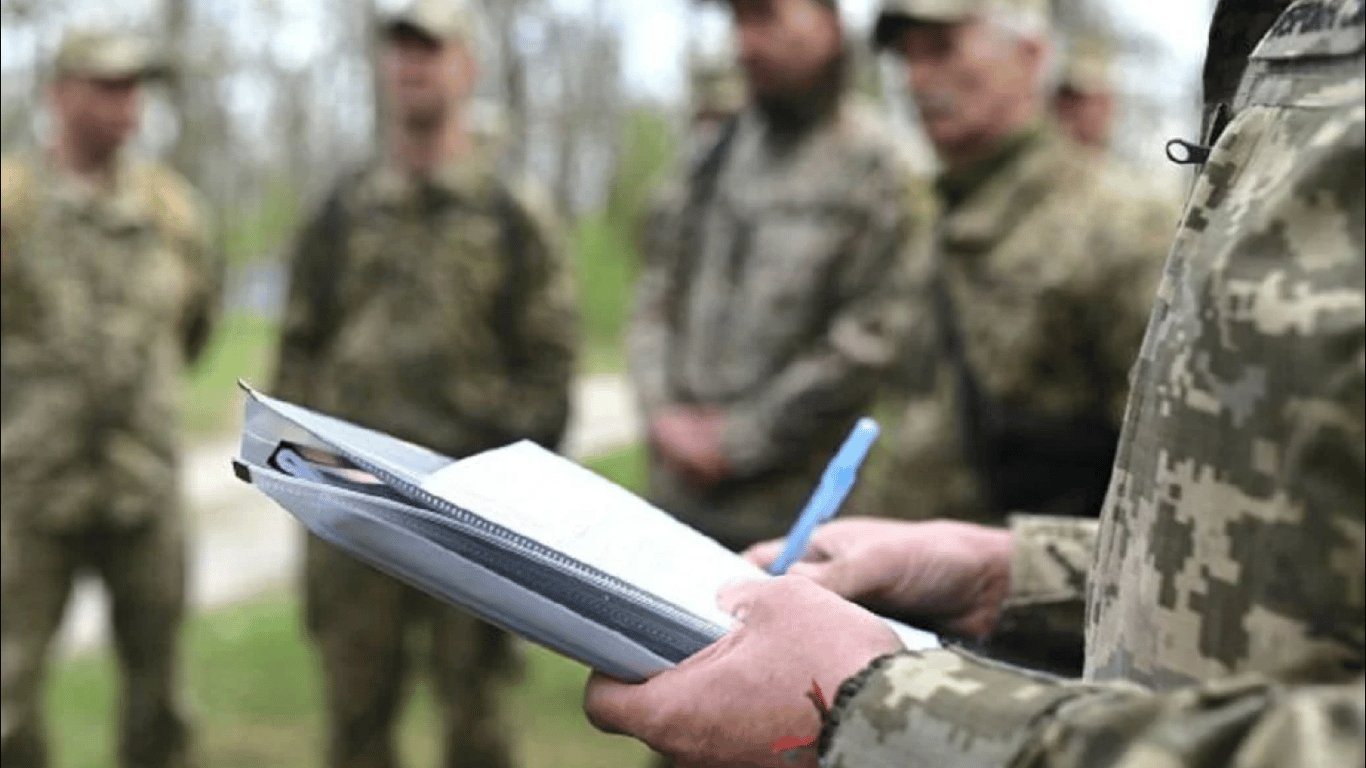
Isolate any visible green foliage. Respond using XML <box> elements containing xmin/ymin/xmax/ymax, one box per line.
<box><xmin>606</xmin><ymin>104</ymin><xmax>679</xmax><ymax>227</ymax></box>
<box><xmin>584</xmin><ymin>442</ymin><xmax>648</xmax><ymax>495</ymax></box>
<box><xmin>573</xmin><ymin>104</ymin><xmax>678</xmax><ymax>373</ymax></box>
<box><xmin>572</xmin><ymin>212</ymin><xmax>637</xmax><ymax>363</ymax></box>
<box><xmin>219</xmin><ymin>178</ymin><xmax>304</xmax><ymax>267</ymax></box>
<box><xmin>181</xmin><ymin>312</ymin><xmax>280</xmax><ymax>436</ymax></box>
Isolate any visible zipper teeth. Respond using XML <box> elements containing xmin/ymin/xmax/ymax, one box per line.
<box><xmin>256</xmin><ymin>471</ymin><xmax>714</xmax><ymax>659</ymax></box>
<box><xmin>327</xmin><ymin>438</ymin><xmax>726</xmax><ymax>640</ymax></box>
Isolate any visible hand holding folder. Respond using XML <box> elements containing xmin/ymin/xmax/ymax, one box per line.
<box><xmin>233</xmin><ymin>384</ymin><xmax>937</xmax><ymax>683</ymax></box>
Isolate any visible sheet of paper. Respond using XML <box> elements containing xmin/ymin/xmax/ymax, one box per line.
<box><xmin>421</xmin><ymin>440</ymin><xmax>940</xmax><ymax>651</ymax></box>
<box><xmin>421</xmin><ymin>441</ymin><xmax>765</xmax><ymax>631</ymax></box>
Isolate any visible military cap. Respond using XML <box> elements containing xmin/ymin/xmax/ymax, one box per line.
<box><xmin>52</xmin><ymin>27</ymin><xmax>167</xmax><ymax>80</ymax></box>
<box><xmin>1059</xmin><ymin>32</ymin><xmax>1115</xmax><ymax>94</ymax></box>
<box><xmin>381</xmin><ymin>0</ymin><xmax>471</xmax><ymax>44</ymax></box>
<box><xmin>873</xmin><ymin>0</ymin><xmax>1050</xmax><ymax>48</ymax></box>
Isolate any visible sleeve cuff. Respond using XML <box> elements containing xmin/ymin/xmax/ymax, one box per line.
<box><xmin>1005</xmin><ymin>515</ymin><xmax>1099</xmax><ymax>605</ymax></box>
<box><xmin>819</xmin><ymin>649</ymin><xmax>1082</xmax><ymax>768</ymax></box>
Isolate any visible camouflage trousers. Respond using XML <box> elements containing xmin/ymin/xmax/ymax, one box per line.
<box><xmin>304</xmin><ymin>535</ymin><xmax>520</xmax><ymax>768</ymax></box>
<box><xmin>0</xmin><ymin>512</ymin><xmax>191</xmax><ymax>768</ymax></box>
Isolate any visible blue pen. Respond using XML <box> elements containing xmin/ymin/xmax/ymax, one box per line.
<box><xmin>768</xmin><ymin>417</ymin><xmax>880</xmax><ymax>575</ymax></box>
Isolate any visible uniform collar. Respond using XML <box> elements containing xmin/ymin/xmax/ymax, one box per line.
<box><xmin>936</xmin><ymin>122</ymin><xmax>1045</xmax><ymax>210</ymax></box>
<box><xmin>43</xmin><ymin>149</ymin><xmax>153</xmax><ymax>228</ymax></box>
<box><xmin>935</xmin><ymin>123</ymin><xmax>1072</xmax><ymax>252</ymax></box>
<box><xmin>367</xmin><ymin>152</ymin><xmax>492</xmax><ymax>207</ymax></box>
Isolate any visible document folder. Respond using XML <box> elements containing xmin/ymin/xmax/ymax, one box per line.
<box><xmin>233</xmin><ymin>383</ymin><xmax>938</xmax><ymax>682</ymax></box>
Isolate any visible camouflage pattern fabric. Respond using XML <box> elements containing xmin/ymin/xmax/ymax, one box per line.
<box><xmin>628</xmin><ymin>102</ymin><xmax>936</xmax><ymax>551</ymax></box>
<box><xmin>860</xmin><ymin>125</ymin><xmax>1177</xmax><ymax>526</ymax></box>
<box><xmin>272</xmin><ymin>153</ymin><xmax>576</xmax><ymax>768</ymax></box>
<box><xmin>820</xmin><ymin>0</ymin><xmax>1365</xmax><ymax>765</ymax></box>
<box><xmin>1</xmin><ymin>151</ymin><xmax>221</xmax><ymax>768</ymax></box>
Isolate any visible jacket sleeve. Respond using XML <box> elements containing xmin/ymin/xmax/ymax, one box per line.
<box><xmin>270</xmin><ymin>187</ymin><xmax>343</xmax><ymax>405</ymax></box>
<box><xmin>480</xmin><ymin>187</ymin><xmax>579</xmax><ymax>451</ymax></box>
<box><xmin>1073</xmin><ymin>186</ymin><xmax>1178</xmax><ymax>422</ymax></box>
<box><xmin>149</xmin><ymin>166</ymin><xmax>223</xmax><ymax>367</ymax></box>
<box><xmin>718</xmin><ymin>170</ymin><xmax>937</xmax><ymax>477</ymax></box>
<box><xmin>626</xmin><ymin>187</ymin><xmax>682</xmax><ymax>420</ymax></box>
<box><xmin>820</xmin><ymin>649</ymin><xmax>1363</xmax><ymax>768</ymax></box>
<box><xmin>979</xmin><ymin>515</ymin><xmax>1096</xmax><ymax>668</ymax></box>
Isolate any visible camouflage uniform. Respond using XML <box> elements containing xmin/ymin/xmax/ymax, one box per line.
<box><xmin>862</xmin><ymin>123</ymin><xmax>1176</xmax><ymax>525</ymax></box>
<box><xmin>273</xmin><ymin>149</ymin><xmax>577</xmax><ymax>767</ymax></box>
<box><xmin>820</xmin><ymin>0</ymin><xmax>1365</xmax><ymax>765</ymax></box>
<box><xmin>629</xmin><ymin>98</ymin><xmax>936</xmax><ymax>552</ymax></box>
<box><xmin>0</xmin><ymin>31</ymin><xmax>220</xmax><ymax>768</ymax></box>
<box><xmin>686</xmin><ymin>53</ymin><xmax>746</xmax><ymax>158</ymax></box>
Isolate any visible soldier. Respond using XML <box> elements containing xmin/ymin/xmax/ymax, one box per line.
<box><xmin>582</xmin><ymin>0</ymin><xmax>1365</xmax><ymax>766</ymax></box>
<box><xmin>628</xmin><ymin>0</ymin><xmax>935</xmax><ymax>556</ymax></box>
<box><xmin>857</xmin><ymin>0</ymin><xmax>1176</xmax><ymax>546</ymax></box>
<box><xmin>1052</xmin><ymin>31</ymin><xmax>1118</xmax><ymax>151</ymax></box>
<box><xmin>1</xmin><ymin>27</ymin><xmax>221</xmax><ymax>768</ymax></box>
<box><xmin>270</xmin><ymin>1</ymin><xmax>576</xmax><ymax>766</ymax></box>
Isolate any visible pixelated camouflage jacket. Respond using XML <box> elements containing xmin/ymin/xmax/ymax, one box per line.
<box><xmin>820</xmin><ymin>0</ymin><xmax>1365</xmax><ymax>765</ymax></box>
<box><xmin>627</xmin><ymin>101</ymin><xmax>937</xmax><ymax>546</ymax></box>
<box><xmin>271</xmin><ymin>154</ymin><xmax>577</xmax><ymax>460</ymax></box>
<box><xmin>1</xmin><ymin>151</ymin><xmax>222</xmax><ymax>531</ymax></box>
<box><xmin>860</xmin><ymin>124</ymin><xmax>1177</xmax><ymax>526</ymax></box>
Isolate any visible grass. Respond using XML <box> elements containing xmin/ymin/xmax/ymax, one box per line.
<box><xmin>181</xmin><ymin>312</ymin><xmax>280</xmax><ymax>437</ymax></box>
<box><xmin>571</xmin><ymin>212</ymin><xmax>640</xmax><ymax>374</ymax></box>
<box><xmin>45</xmin><ymin>445</ymin><xmax>652</xmax><ymax>768</ymax></box>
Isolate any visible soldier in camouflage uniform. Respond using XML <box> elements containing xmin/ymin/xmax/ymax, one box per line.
<box><xmin>271</xmin><ymin>2</ymin><xmax>576</xmax><ymax>767</ymax></box>
<box><xmin>1</xmin><ymin>28</ymin><xmax>221</xmax><ymax>768</ymax></box>
<box><xmin>857</xmin><ymin>0</ymin><xmax>1177</xmax><ymax>533</ymax></box>
<box><xmin>582</xmin><ymin>0</ymin><xmax>1365</xmax><ymax>766</ymax></box>
<box><xmin>628</xmin><ymin>0</ymin><xmax>935</xmax><ymax>554</ymax></box>
<box><xmin>1052</xmin><ymin>31</ymin><xmax>1118</xmax><ymax>152</ymax></box>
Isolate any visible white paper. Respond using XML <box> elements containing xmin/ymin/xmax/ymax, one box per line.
<box><xmin>421</xmin><ymin>441</ymin><xmax>940</xmax><ymax>651</ymax></box>
<box><xmin>421</xmin><ymin>441</ymin><xmax>765</xmax><ymax>631</ymax></box>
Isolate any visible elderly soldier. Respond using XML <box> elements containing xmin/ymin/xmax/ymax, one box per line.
<box><xmin>271</xmin><ymin>1</ymin><xmax>577</xmax><ymax>767</ymax></box>
<box><xmin>629</xmin><ymin>0</ymin><xmax>934</xmax><ymax>556</ymax></box>
<box><xmin>582</xmin><ymin>0</ymin><xmax>1365</xmax><ymax>766</ymax></box>
<box><xmin>860</xmin><ymin>0</ymin><xmax>1175</xmax><ymax>539</ymax></box>
<box><xmin>1</xmin><ymin>27</ymin><xmax>221</xmax><ymax>768</ymax></box>
<box><xmin>1052</xmin><ymin>31</ymin><xmax>1118</xmax><ymax>151</ymax></box>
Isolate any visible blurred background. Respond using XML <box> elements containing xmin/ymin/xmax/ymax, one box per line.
<box><xmin>1</xmin><ymin>0</ymin><xmax>1209</xmax><ymax>765</ymax></box>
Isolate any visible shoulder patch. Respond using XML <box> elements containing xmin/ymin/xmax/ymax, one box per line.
<box><xmin>1250</xmin><ymin>0</ymin><xmax>1365</xmax><ymax>60</ymax></box>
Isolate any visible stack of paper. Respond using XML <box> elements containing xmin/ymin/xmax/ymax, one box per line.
<box><xmin>233</xmin><ymin>384</ymin><xmax>938</xmax><ymax>682</ymax></box>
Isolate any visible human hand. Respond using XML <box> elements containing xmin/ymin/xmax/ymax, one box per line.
<box><xmin>743</xmin><ymin>518</ymin><xmax>1012</xmax><ymax>640</ymax></box>
<box><xmin>650</xmin><ymin>407</ymin><xmax>729</xmax><ymax>487</ymax></box>
<box><xmin>584</xmin><ymin>576</ymin><xmax>903</xmax><ymax>768</ymax></box>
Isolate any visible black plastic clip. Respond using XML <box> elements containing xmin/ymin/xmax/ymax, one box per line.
<box><xmin>1165</xmin><ymin>138</ymin><xmax>1211</xmax><ymax>165</ymax></box>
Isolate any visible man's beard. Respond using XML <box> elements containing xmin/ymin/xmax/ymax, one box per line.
<box><xmin>399</xmin><ymin>100</ymin><xmax>448</xmax><ymax>134</ymax></box>
<box><xmin>76</xmin><ymin>125</ymin><xmax>127</xmax><ymax>168</ymax></box>
<box><xmin>751</xmin><ymin>49</ymin><xmax>847</xmax><ymax>134</ymax></box>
